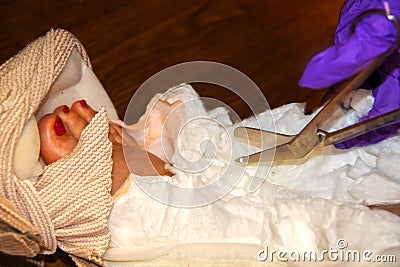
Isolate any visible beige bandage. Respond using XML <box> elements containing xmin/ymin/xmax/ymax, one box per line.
<box><xmin>0</xmin><ymin>29</ymin><xmax>114</xmax><ymax>266</ymax></box>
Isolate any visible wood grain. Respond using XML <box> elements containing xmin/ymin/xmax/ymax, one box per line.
<box><xmin>0</xmin><ymin>0</ymin><xmax>343</xmax><ymax>118</ymax></box>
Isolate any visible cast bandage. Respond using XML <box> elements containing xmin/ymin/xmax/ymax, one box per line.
<box><xmin>34</xmin><ymin>108</ymin><xmax>113</xmax><ymax>265</ymax></box>
<box><xmin>0</xmin><ymin>29</ymin><xmax>114</xmax><ymax>266</ymax></box>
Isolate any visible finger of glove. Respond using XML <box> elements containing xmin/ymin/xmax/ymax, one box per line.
<box><xmin>299</xmin><ymin>14</ymin><xmax>397</xmax><ymax>89</ymax></box>
<box><xmin>370</xmin><ymin>72</ymin><xmax>400</xmax><ymax>118</ymax></box>
<box><xmin>335</xmin><ymin>75</ymin><xmax>400</xmax><ymax>149</ymax></box>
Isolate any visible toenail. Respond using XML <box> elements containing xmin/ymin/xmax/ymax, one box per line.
<box><xmin>62</xmin><ymin>105</ymin><xmax>70</xmax><ymax>113</ymax></box>
<box><xmin>79</xmin><ymin>100</ymin><xmax>88</xmax><ymax>108</ymax></box>
<box><xmin>54</xmin><ymin>117</ymin><xmax>66</xmax><ymax>136</ymax></box>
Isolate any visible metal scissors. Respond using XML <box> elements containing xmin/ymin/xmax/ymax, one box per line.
<box><xmin>235</xmin><ymin>9</ymin><xmax>400</xmax><ymax>165</ymax></box>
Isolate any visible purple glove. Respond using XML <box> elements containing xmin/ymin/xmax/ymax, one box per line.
<box><xmin>299</xmin><ymin>0</ymin><xmax>400</xmax><ymax>149</ymax></box>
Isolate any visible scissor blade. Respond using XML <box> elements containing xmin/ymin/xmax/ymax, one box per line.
<box><xmin>236</xmin><ymin>132</ymin><xmax>322</xmax><ymax>165</ymax></box>
<box><xmin>236</xmin><ymin>144</ymin><xmax>287</xmax><ymax>165</ymax></box>
<box><xmin>234</xmin><ymin>127</ymin><xmax>294</xmax><ymax>149</ymax></box>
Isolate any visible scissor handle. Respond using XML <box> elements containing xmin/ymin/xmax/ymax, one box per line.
<box><xmin>322</xmin><ymin>108</ymin><xmax>400</xmax><ymax>146</ymax></box>
<box><xmin>288</xmin><ymin>9</ymin><xmax>400</xmax><ymax>157</ymax></box>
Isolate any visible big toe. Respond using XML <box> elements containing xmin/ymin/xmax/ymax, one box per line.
<box><xmin>54</xmin><ymin>104</ymin><xmax>89</xmax><ymax>140</ymax></box>
<box><xmin>38</xmin><ymin>114</ymin><xmax>78</xmax><ymax>165</ymax></box>
<box><xmin>71</xmin><ymin>100</ymin><xmax>97</xmax><ymax>123</ymax></box>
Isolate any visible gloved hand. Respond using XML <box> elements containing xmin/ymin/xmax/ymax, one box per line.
<box><xmin>299</xmin><ymin>0</ymin><xmax>400</xmax><ymax>149</ymax></box>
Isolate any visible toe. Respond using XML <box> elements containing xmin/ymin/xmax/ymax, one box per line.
<box><xmin>38</xmin><ymin>114</ymin><xmax>78</xmax><ymax>165</ymax></box>
<box><xmin>109</xmin><ymin>123</ymin><xmax>123</xmax><ymax>145</ymax></box>
<box><xmin>71</xmin><ymin>100</ymin><xmax>97</xmax><ymax>123</ymax></box>
<box><xmin>54</xmin><ymin>105</ymin><xmax>89</xmax><ymax>140</ymax></box>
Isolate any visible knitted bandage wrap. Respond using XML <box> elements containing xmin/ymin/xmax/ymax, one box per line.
<box><xmin>0</xmin><ymin>29</ymin><xmax>113</xmax><ymax>266</ymax></box>
<box><xmin>0</xmin><ymin>197</ymin><xmax>42</xmax><ymax>257</ymax></box>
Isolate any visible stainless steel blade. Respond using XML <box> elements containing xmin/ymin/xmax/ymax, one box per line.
<box><xmin>238</xmin><ymin>108</ymin><xmax>400</xmax><ymax>165</ymax></box>
<box><xmin>233</xmin><ymin>127</ymin><xmax>294</xmax><ymax>149</ymax></box>
<box><xmin>236</xmin><ymin>133</ymin><xmax>322</xmax><ymax>165</ymax></box>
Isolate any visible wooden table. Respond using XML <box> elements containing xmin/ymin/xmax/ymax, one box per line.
<box><xmin>1</xmin><ymin>0</ymin><xmax>344</xmax><ymax>117</ymax></box>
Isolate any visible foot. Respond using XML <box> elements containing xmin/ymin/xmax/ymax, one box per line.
<box><xmin>38</xmin><ymin>100</ymin><xmax>171</xmax><ymax>195</ymax></box>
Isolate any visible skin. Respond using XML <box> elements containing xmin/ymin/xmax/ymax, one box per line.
<box><xmin>38</xmin><ymin>100</ymin><xmax>172</xmax><ymax>195</ymax></box>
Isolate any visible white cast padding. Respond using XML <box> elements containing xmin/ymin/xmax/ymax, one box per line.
<box><xmin>106</xmin><ymin>85</ymin><xmax>400</xmax><ymax>267</ymax></box>
<box><xmin>12</xmin><ymin>116</ymin><xmax>41</xmax><ymax>180</ymax></box>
